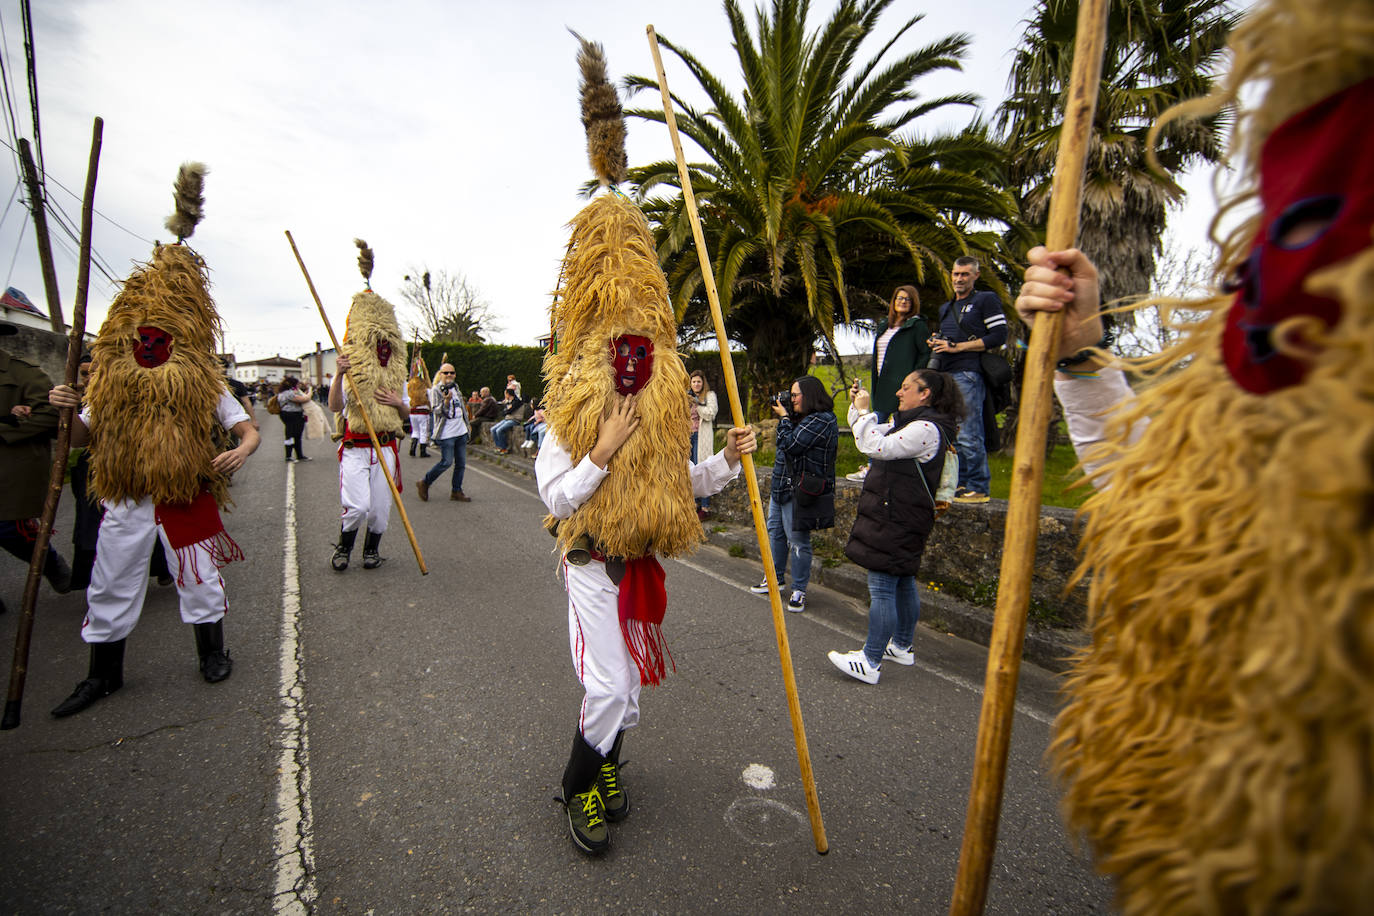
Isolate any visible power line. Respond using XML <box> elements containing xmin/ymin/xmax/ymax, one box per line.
<box><xmin>0</xmin><ymin>9</ymin><xmax>24</xmax><ymax>179</ymax></box>
<box><xmin>4</xmin><ymin>208</ymin><xmax>26</xmax><ymax>289</ymax></box>
<box><xmin>41</xmin><ymin>166</ymin><xmax>154</xmax><ymax>246</ymax></box>
<box><xmin>0</xmin><ymin>177</ymin><xmax>19</xmax><ymax>235</ymax></box>
<box><xmin>19</xmin><ymin>0</ymin><xmax>41</xmax><ymax>180</ymax></box>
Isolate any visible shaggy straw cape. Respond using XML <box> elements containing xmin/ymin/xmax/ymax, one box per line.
<box><xmin>340</xmin><ymin>239</ymin><xmax>405</xmax><ymax>438</ymax></box>
<box><xmin>1050</xmin><ymin>1</ymin><xmax>1374</xmax><ymax>912</ymax></box>
<box><xmin>541</xmin><ymin>36</ymin><xmax>699</xmax><ymax>559</ymax></box>
<box><xmin>86</xmin><ymin>162</ymin><xmax>232</xmax><ymax>508</ymax></box>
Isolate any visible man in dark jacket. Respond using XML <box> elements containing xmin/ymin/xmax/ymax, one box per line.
<box><xmin>0</xmin><ymin>322</ymin><xmax>71</xmax><ymax>606</ymax></box>
<box><xmin>930</xmin><ymin>257</ymin><xmax>1007</xmax><ymax>503</ymax></box>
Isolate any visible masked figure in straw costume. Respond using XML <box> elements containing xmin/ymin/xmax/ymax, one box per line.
<box><xmin>406</xmin><ymin>353</ymin><xmax>431</xmax><ymax>458</ymax></box>
<box><xmin>327</xmin><ymin>240</ymin><xmax>408</xmax><ymax>572</ymax></box>
<box><xmin>535</xmin><ymin>35</ymin><xmax>757</xmax><ymax>856</ymax></box>
<box><xmin>1014</xmin><ymin>1</ymin><xmax>1374</xmax><ymax>910</ymax></box>
<box><xmin>47</xmin><ymin>163</ymin><xmax>260</xmax><ymax>718</ymax></box>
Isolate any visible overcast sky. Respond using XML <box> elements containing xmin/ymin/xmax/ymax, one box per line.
<box><xmin>0</xmin><ymin>0</ymin><xmax>1231</xmax><ymax>361</ymax></box>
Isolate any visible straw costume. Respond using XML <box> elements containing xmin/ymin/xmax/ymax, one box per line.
<box><xmin>1034</xmin><ymin>2</ymin><xmax>1374</xmax><ymax>911</ymax></box>
<box><xmin>535</xmin><ymin>35</ymin><xmax>744</xmax><ymax>856</ymax></box>
<box><xmin>406</xmin><ymin>353</ymin><xmax>431</xmax><ymax>458</ymax></box>
<box><xmin>328</xmin><ymin>240</ymin><xmax>408</xmax><ymax>571</ymax></box>
<box><xmin>50</xmin><ymin>163</ymin><xmax>260</xmax><ymax>719</ymax></box>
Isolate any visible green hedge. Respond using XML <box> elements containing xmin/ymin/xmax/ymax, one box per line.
<box><xmin>406</xmin><ymin>341</ymin><xmax>547</xmax><ymax>403</ymax></box>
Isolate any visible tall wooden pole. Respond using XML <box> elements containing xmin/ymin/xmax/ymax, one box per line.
<box><xmin>647</xmin><ymin>25</ymin><xmax>827</xmax><ymax>855</ymax></box>
<box><xmin>284</xmin><ymin>231</ymin><xmax>427</xmax><ymax>576</ymax></box>
<box><xmin>948</xmin><ymin>1</ymin><xmax>1110</xmax><ymax>911</ymax></box>
<box><xmin>3</xmin><ymin>118</ymin><xmax>103</xmax><ymax>730</ymax></box>
<box><xmin>17</xmin><ymin>138</ymin><xmax>64</xmax><ymax>333</ymax></box>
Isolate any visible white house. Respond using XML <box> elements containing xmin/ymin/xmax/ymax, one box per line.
<box><xmin>234</xmin><ymin>355</ymin><xmax>302</xmax><ymax>385</ymax></box>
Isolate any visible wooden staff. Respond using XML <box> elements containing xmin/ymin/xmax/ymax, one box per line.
<box><xmin>949</xmin><ymin>1</ymin><xmax>1109</xmax><ymax>911</ymax></box>
<box><xmin>3</xmin><ymin>118</ymin><xmax>103</xmax><ymax>730</ymax></box>
<box><xmin>647</xmin><ymin>25</ymin><xmax>828</xmax><ymax>855</ymax></box>
<box><xmin>284</xmin><ymin>231</ymin><xmax>428</xmax><ymax>576</ymax></box>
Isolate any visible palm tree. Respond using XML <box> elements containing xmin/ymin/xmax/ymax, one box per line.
<box><xmin>998</xmin><ymin>0</ymin><xmax>1238</xmax><ymax>306</ymax></box>
<box><xmin>624</xmin><ymin>0</ymin><xmax>1020</xmax><ymax>411</ymax></box>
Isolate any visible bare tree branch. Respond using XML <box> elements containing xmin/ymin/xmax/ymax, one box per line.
<box><xmin>399</xmin><ymin>266</ymin><xmax>502</xmax><ymax>343</ymax></box>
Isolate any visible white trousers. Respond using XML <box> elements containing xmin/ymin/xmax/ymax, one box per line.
<box><xmin>83</xmin><ymin>497</ymin><xmax>228</xmax><ymax>644</ymax></box>
<box><xmin>409</xmin><ymin>412</ymin><xmax>430</xmax><ymax>444</ymax></box>
<box><xmin>339</xmin><ymin>443</ymin><xmax>399</xmax><ymax>534</ymax></box>
<box><xmin>564</xmin><ymin>560</ymin><xmax>641</xmax><ymax>756</ymax></box>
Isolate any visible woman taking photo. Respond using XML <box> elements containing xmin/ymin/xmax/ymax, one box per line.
<box><xmin>847</xmin><ymin>284</ymin><xmax>931</xmax><ymax>482</ymax></box>
<box><xmin>830</xmin><ymin>369</ymin><xmax>963</xmax><ymax>683</ymax></box>
<box><xmin>750</xmin><ymin>375</ymin><xmax>838</xmax><ymax>613</ymax></box>
<box><xmin>276</xmin><ymin>376</ymin><xmax>313</xmax><ymax>462</ymax></box>
<box><xmin>689</xmin><ymin>369</ymin><xmax>719</xmax><ymax>518</ymax></box>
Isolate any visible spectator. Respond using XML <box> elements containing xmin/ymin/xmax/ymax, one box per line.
<box><xmin>490</xmin><ymin>389</ymin><xmax>526</xmax><ymax>454</ymax></box>
<box><xmin>829</xmin><ymin>369</ymin><xmax>963</xmax><ymax>683</ymax></box>
<box><xmin>688</xmin><ymin>370</ymin><xmax>719</xmax><ymax>517</ymax></box>
<box><xmin>469</xmin><ymin>385</ymin><xmax>501</xmax><ymax>443</ymax></box>
<box><xmin>275</xmin><ymin>377</ymin><xmax>313</xmax><ymax>462</ymax></box>
<box><xmin>928</xmin><ymin>257</ymin><xmax>1007</xmax><ymax>503</ymax></box>
<box><xmin>750</xmin><ymin>375</ymin><xmax>837</xmax><ymax>613</ymax></box>
<box><xmin>521</xmin><ymin>401</ymin><xmax>548</xmax><ymax>453</ymax></box>
<box><xmin>505</xmin><ymin>374</ymin><xmax>522</xmax><ymax>399</ymax></box>
<box><xmin>415</xmin><ymin>363</ymin><xmax>471</xmax><ymax>502</ymax></box>
<box><xmin>467</xmin><ymin>389</ymin><xmax>482</xmax><ymax>417</ymax></box>
<box><xmin>847</xmin><ymin>285</ymin><xmax>931</xmax><ymax>482</ymax></box>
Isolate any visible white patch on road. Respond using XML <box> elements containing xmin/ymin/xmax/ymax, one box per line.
<box><xmin>272</xmin><ymin>465</ymin><xmax>318</xmax><ymax>913</ymax></box>
<box><xmin>742</xmin><ymin>763</ymin><xmax>776</xmax><ymax>790</ymax></box>
<box><xmin>724</xmin><ymin>796</ymin><xmax>807</xmax><ymax>846</ymax></box>
<box><xmin>669</xmin><ymin>555</ymin><xmax>1054</xmax><ymax>726</ymax></box>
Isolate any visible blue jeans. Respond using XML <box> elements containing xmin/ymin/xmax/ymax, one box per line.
<box><xmin>492</xmin><ymin>419</ymin><xmax>517</xmax><ymax>450</ymax></box>
<box><xmin>862</xmin><ymin>572</ymin><xmax>920</xmax><ymax>666</ymax></box>
<box><xmin>690</xmin><ymin>432</ymin><xmax>709</xmax><ymax>509</ymax></box>
<box><xmin>423</xmin><ymin>434</ymin><xmax>468</xmax><ymax>493</ymax></box>
<box><xmin>951</xmin><ymin>369</ymin><xmax>990</xmax><ymax>494</ymax></box>
<box><xmin>765</xmin><ymin>496</ymin><xmax>812</xmax><ymax>594</ymax></box>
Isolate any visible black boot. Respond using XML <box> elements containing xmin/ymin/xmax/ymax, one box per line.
<box><xmin>69</xmin><ymin>547</ymin><xmax>97</xmax><ymax>591</ymax></box>
<box><xmin>597</xmin><ymin>730</ymin><xmax>630</xmax><ymax>822</ymax></box>
<box><xmin>193</xmin><ymin>620</ymin><xmax>232</xmax><ymax>683</ymax></box>
<box><xmin>409</xmin><ymin>438</ymin><xmax>417</xmax><ymax>457</ymax></box>
<box><xmin>419</xmin><ymin>445</ymin><xmax>429</xmax><ymax>458</ymax></box>
<box><xmin>332</xmin><ymin>528</ymin><xmax>357</xmax><ymax>572</ymax></box>
<box><xmin>43</xmin><ymin>548</ymin><xmax>72</xmax><ymax>594</ymax></box>
<box><xmin>51</xmin><ymin>639</ymin><xmax>125</xmax><ymax>717</ymax></box>
<box><xmin>362</xmin><ymin>531</ymin><xmax>383</xmax><ymax>569</ymax></box>
<box><xmin>561</xmin><ymin>731</ymin><xmax>610</xmax><ymax>854</ymax></box>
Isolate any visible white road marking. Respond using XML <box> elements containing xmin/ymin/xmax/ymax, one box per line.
<box><xmin>273</xmin><ymin>465</ymin><xmax>318</xmax><ymax>913</ymax></box>
<box><xmin>470</xmin><ymin>460</ymin><xmax>1054</xmax><ymax>726</ymax></box>
<box><xmin>669</xmin><ymin>555</ymin><xmax>1054</xmax><ymax>726</ymax></box>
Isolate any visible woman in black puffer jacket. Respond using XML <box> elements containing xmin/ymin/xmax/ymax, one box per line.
<box><xmin>828</xmin><ymin>369</ymin><xmax>964</xmax><ymax>684</ymax></box>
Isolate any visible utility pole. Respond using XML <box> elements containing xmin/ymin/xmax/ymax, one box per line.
<box><xmin>17</xmin><ymin>138</ymin><xmax>64</xmax><ymax>333</ymax></box>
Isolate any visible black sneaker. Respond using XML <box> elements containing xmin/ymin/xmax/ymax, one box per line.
<box><xmin>787</xmin><ymin>591</ymin><xmax>806</xmax><ymax>612</ymax></box>
<box><xmin>749</xmin><ymin>580</ymin><xmax>772</xmax><ymax>595</ymax></box>
<box><xmin>597</xmin><ymin>759</ymin><xmax>629</xmax><ymax>822</ymax></box>
<box><xmin>565</xmin><ymin>786</ymin><xmax>609</xmax><ymax>854</ymax></box>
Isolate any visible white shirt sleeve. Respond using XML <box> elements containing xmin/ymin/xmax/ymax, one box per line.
<box><xmin>689</xmin><ymin>448</ymin><xmax>740</xmax><ymax>498</ymax></box>
<box><xmin>1054</xmin><ymin>366</ymin><xmax>1145</xmax><ymax>485</ymax></box>
<box><xmin>536</xmin><ymin>432</ymin><xmax>610</xmax><ymax>519</ymax></box>
<box><xmin>216</xmin><ymin>391</ymin><xmax>251</xmax><ymax>429</ymax></box>
<box><xmin>850</xmin><ymin>411</ymin><xmax>940</xmax><ymax>462</ymax></box>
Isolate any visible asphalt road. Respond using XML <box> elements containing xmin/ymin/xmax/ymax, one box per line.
<box><xmin>0</xmin><ymin>409</ymin><xmax>1112</xmax><ymax>914</ymax></box>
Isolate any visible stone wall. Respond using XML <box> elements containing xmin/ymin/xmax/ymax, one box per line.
<box><xmin>0</xmin><ymin>324</ymin><xmax>69</xmax><ymax>383</ymax></box>
<box><xmin>707</xmin><ymin>464</ymin><xmax>1090</xmax><ymax>630</ymax></box>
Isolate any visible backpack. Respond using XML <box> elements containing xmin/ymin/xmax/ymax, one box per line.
<box><xmin>267</xmin><ymin>394</ymin><xmax>282</xmax><ymax>415</ymax></box>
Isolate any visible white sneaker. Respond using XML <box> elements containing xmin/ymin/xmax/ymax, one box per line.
<box><xmin>521</xmin><ymin>439</ymin><xmax>534</xmax><ymax>449</ymax></box>
<box><xmin>883</xmin><ymin>640</ymin><xmax>915</xmax><ymax>666</ymax></box>
<box><xmin>787</xmin><ymin>591</ymin><xmax>805</xmax><ymax>612</ymax></box>
<box><xmin>845</xmin><ymin>465</ymin><xmax>869</xmax><ymax>482</ymax></box>
<box><xmin>828</xmin><ymin>649</ymin><xmax>880</xmax><ymax>684</ymax></box>
<box><xmin>749</xmin><ymin>579</ymin><xmax>773</xmax><ymax>595</ymax></box>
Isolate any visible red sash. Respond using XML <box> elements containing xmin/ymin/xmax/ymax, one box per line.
<box><xmin>154</xmin><ymin>489</ymin><xmax>244</xmax><ymax>585</ymax></box>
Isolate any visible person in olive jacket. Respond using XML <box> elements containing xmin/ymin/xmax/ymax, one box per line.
<box><xmin>830</xmin><ymin>368</ymin><xmax>964</xmax><ymax>684</ymax></box>
<box><xmin>0</xmin><ymin>321</ymin><xmax>71</xmax><ymax>604</ymax></box>
<box><xmin>847</xmin><ymin>285</ymin><xmax>931</xmax><ymax>482</ymax></box>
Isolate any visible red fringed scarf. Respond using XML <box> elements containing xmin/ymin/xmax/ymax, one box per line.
<box><xmin>617</xmin><ymin>555</ymin><xmax>674</xmax><ymax>687</ymax></box>
<box><xmin>154</xmin><ymin>489</ymin><xmax>244</xmax><ymax>586</ymax></box>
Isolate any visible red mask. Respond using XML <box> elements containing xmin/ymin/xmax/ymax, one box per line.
<box><xmin>1221</xmin><ymin>77</ymin><xmax>1374</xmax><ymax>394</ymax></box>
<box><xmin>375</xmin><ymin>339</ymin><xmax>393</xmax><ymax>367</ymax></box>
<box><xmin>609</xmin><ymin>334</ymin><xmax>653</xmax><ymax>395</ymax></box>
<box><xmin>134</xmin><ymin>325</ymin><xmax>172</xmax><ymax>368</ymax></box>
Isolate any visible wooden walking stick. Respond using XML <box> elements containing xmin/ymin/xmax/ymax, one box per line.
<box><xmin>3</xmin><ymin>117</ymin><xmax>103</xmax><ymax>730</ymax></box>
<box><xmin>283</xmin><ymin>231</ymin><xmax>428</xmax><ymax>576</ymax></box>
<box><xmin>948</xmin><ymin>1</ymin><xmax>1109</xmax><ymax>911</ymax></box>
<box><xmin>647</xmin><ymin>25</ymin><xmax>828</xmax><ymax>855</ymax></box>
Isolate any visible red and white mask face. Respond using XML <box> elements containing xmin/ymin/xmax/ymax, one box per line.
<box><xmin>1221</xmin><ymin>77</ymin><xmax>1374</xmax><ymax>395</ymax></box>
<box><xmin>609</xmin><ymin>334</ymin><xmax>653</xmax><ymax>395</ymax></box>
<box><xmin>375</xmin><ymin>339</ymin><xmax>393</xmax><ymax>367</ymax></box>
<box><xmin>134</xmin><ymin>325</ymin><xmax>172</xmax><ymax>368</ymax></box>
